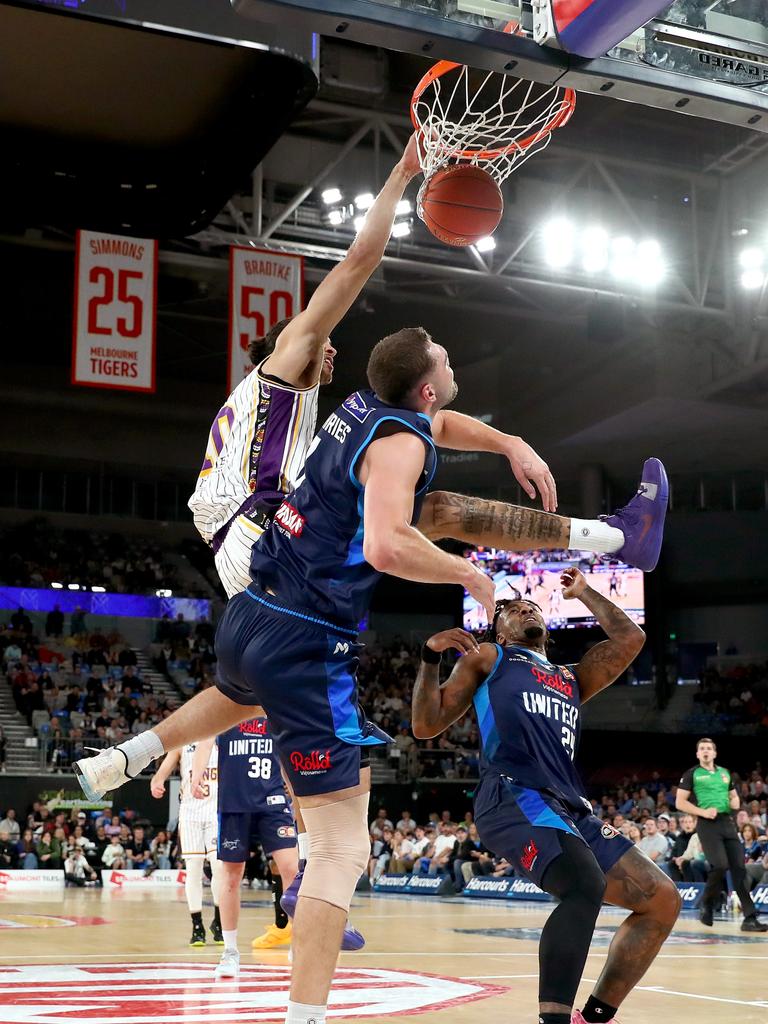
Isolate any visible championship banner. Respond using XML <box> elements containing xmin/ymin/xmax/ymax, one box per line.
<box><xmin>72</xmin><ymin>229</ymin><xmax>158</xmax><ymax>392</ymax></box>
<box><xmin>228</xmin><ymin>246</ymin><xmax>304</xmax><ymax>393</ymax></box>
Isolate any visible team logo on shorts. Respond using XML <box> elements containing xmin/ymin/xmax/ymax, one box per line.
<box><xmin>600</xmin><ymin>823</ymin><xmax>620</xmax><ymax>840</ymax></box>
<box><xmin>520</xmin><ymin>839</ymin><xmax>539</xmax><ymax>871</ymax></box>
<box><xmin>266</xmin><ymin>794</ymin><xmax>286</xmax><ymax>806</ymax></box>
<box><xmin>290</xmin><ymin>750</ymin><xmax>332</xmax><ymax>775</ymax></box>
<box><xmin>277</xmin><ymin>825</ymin><xmax>297</xmax><ymax>839</ymax></box>
<box><xmin>1</xmin><ymin>962</ymin><xmax>504</xmax><ymax>1020</ymax></box>
<box><xmin>221</xmin><ymin>838</ymin><xmax>241</xmax><ymax>850</ymax></box>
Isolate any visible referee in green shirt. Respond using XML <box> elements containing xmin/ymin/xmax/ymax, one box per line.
<box><xmin>677</xmin><ymin>737</ymin><xmax>767</xmax><ymax>931</ymax></box>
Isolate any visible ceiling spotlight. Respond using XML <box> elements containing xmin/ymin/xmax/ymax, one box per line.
<box><xmin>321</xmin><ymin>187</ymin><xmax>342</xmax><ymax>205</ymax></box>
<box><xmin>581</xmin><ymin>226</ymin><xmax>609</xmax><ymax>273</ymax></box>
<box><xmin>353</xmin><ymin>215</ymin><xmax>367</xmax><ymax>233</ymax></box>
<box><xmin>51</xmin><ymin>582</ymin><xmax>63</xmax><ymax>590</ymax></box>
<box><xmin>155</xmin><ymin>588</ymin><xmax>173</xmax><ymax>598</ymax></box>
<box><xmin>68</xmin><ymin>583</ymin><xmax>80</xmax><ymax>591</ymax></box>
<box><xmin>741</xmin><ymin>268</ymin><xmax>765</xmax><ymax>290</ymax></box>
<box><xmin>396</xmin><ymin>199</ymin><xmax>412</xmax><ymax>216</ymax></box>
<box><xmin>355</xmin><ymin>192</ymin><xmax>375</xmax><ymax>211</ymax></box>
<box><xmin>391</xmin><ymin>221</ymin><xmax>411</xmax><ymax>238</ymax></box>
<box><xmin>610</xmin><ymin>236</ymin><xmax>636</xmax><ymax>280</ymax></box>
<box><xmin>635</xmin><ymin>239</ymin><xmax>665</xmax><ymax>285</ymax></box>
<box><xmin>739</xmin><ymin>247</ymin><xmax>764</xmax><ymax>269</ymax></box>
<box><xmin>542</xmin><ymin>218</ymin><xmax>574</xmax><ymax>268</ymax></box>
<box><xmin>91</xmin><ymin>585</ymin><xmax>106</xmax><ymax>593</ymax></box>
<box><xmin>475</xmin><ymin>236</ymin><xmax>496</xmax><ymax>253</ymax></box>
<box><xmin>328</xmin><ymin>209</ymin><xmax>343</xmax><ymax>226</ymax></box>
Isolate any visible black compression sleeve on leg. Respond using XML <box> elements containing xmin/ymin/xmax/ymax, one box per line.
<box><xmin>538</xmin><ymin>832</ymin><xmax>606</xmax><ymax>1008</ymax></box>
<box><xmin>271</xmin><ymin>871</ymin><xmax>288</xmax><ymax>929</ymax></box>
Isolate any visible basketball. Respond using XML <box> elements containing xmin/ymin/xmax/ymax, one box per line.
<box><xmin>419</xmin><ymin>165</ymin><xmax>503</xmax><ymax>247</ymax></box>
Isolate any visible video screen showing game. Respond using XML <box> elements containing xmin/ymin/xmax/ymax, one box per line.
<box><xmin>463</xmin><ymin>549</ymin><xmax>645</xmax><ymax>632</ymax></box>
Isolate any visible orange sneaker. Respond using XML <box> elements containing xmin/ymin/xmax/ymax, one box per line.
<box><xmin>251</xmin><ymin>923</ymin><xmax>292</xmax><ymax>949</ymax></box>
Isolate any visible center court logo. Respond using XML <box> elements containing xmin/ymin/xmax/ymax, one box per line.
<box><xmin>289</xmin><ymin>749</ymin><xmax>332</xmax><ymax>774</ymax></box>
<box><xmin>0</xmin><ymin>962</ymin><xmax>505</xmax><ymax>1020</ymax></box>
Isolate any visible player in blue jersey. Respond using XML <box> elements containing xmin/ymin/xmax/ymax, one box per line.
<box><xmin>202</xmin><ymin>716</ymin><xmax>297</xmax><ymax>979</ymax></box>
<box><xmin>411</xmin><ymin>567</ymin><xmax>681</xmax><ymax>1024</ymax></box>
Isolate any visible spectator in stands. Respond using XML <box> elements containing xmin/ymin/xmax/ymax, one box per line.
<box><xmin>369</xmin><ymin>808</ymin><xmax>393</xmax><ymax>839</ymax></box>
<box><xmin>368</xmin><ymin>826</ymin><xmax>394</xmax><ymax>882</ymax></box>
<box><xmin>36</xmin><ymin>830</ymin><xmax>61</xmax><ymax>869</ymax></box>
<box><xmin>70</xmin><ymin>607</ymin><xmax>87</xmax><ymax>637</ymax></box>
<box><xmin>64</xmin><ymin>847</ymin><xmax>99</xmax><ymax>886</ymax></box>
<box><xmin>427</xmin><ymin>821</ymin><xmax>458</xmax><ymax>877</ymax></box>
<box><xmin>628</xmin><ymin>824</ymin><xmax>642</xmax><ymax>845</ymax></box>
<box><xmin>149</xmin><ymin>830</ymin><xmax>171</xmax><ymax>871</ymax></box>
<box><xmin>396</xmin><ymin>810</ymin><xmax>416</xmax><ymax>834</ymax></box>
<box><xmin>407</xmin><ymin>825</ymin><xmax>432</xmax><ymax>872</ymax></box>
<box><xmin>92</xmin><ymin>825</ymin><xmax>110</xmax><ymax>865</ymax></box>
<box><xmin>10</xmin><ymin>607</ymin><xmax>32</xmax><ymax>633</ymax></box>
<box><xmin>0</xmin><ymin>808</ymin><xmax>20</xmax><ymax>842</ymax></box>
<box><xmin>105</xmin><ymin>816</ymin><xmax>122</xmax><ymax>837</ymax></box>
<box><xmin>45</xmin><ymin>604</ymin><xmax>64</xmax><ymax>638</ymax></box>
<box><xmin>455</xmin><ymin>822</ymin><xmax>494</xmax><ymax>889</ymax></box>
<box><xmin>18</xmin><ymin>828</ymin><xmax>38</xmax><ymax>868</ymax></box>
<box><xmin>389</xmin><ymin>828</ymin><xmax>416</xmax><ymax>874</ymax></box>
<box><xmin>638</xmin><ymin>818</ymin><xmax>670</xmax><ymax>864</ymax></box>
<box><xmin>172</xmin><ymin>613</ymin><xmax>190</xmax><ymax>644</ymax></box>
<box><xmin>0</xmin><ymin>830</ymin><xmax>19</xmax><ymax>869</ymax></box>
<box><xmin>102</xmin><ymin>835</ymin><xmax>127</xmax><ymax>869</ymax></box>
<box><xmin>125</xmin><ymin>825</ymin><xmax>152</xmax><ymax>870</ymax></box>
<box><xmin>742</xmin><ymin>823</ymin><xmax>768</xmax><ymax>889</ymax></box>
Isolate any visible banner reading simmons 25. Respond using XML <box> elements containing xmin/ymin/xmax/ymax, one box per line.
<box><xmin>228</xmin><ymin>246</ymin><xmax>304</xmax><ymax>392</ymax></box>
<box><xmin>72</xmin><ymin>230</ymin><xmax>158</xmax><ymax>392</ymax></box>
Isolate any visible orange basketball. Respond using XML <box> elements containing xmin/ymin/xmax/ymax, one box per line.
<box><xmin>420</xmin><ymin>165</ymin><xmax>503</xmax><ymax>247</ymax></box>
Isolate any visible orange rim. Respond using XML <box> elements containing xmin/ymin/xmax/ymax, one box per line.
<box><xmin>410</xmin><ymin>21</ymin><xmax>576</xmax><ymax>162</ymax></box>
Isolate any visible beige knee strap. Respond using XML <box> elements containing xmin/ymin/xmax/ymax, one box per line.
<box><xmin>299</xmin><ymin>792</ymin><xmax>370</xmax><ymax>912</ymax></box>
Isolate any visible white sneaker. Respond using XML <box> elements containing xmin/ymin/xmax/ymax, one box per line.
<box><xmin>73</xmin><ymin>747</ymin><xmax>132</xmax><ymax>801</ymax></box>
<box><xmin>215</xmin><ymin>948</ymin><xmax>240</xmax><ymax>980</ymax></box>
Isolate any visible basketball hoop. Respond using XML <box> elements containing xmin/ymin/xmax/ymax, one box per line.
<box><xmin>410</xmin><ymin>21</ymin><xmax>575</xmax><ymax>210</ymax></box>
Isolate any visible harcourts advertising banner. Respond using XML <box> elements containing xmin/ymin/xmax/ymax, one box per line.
<box><xmin>752</xmin><ymin>885</ymin><xmax>768</xmax><ymax>908</ymax></box>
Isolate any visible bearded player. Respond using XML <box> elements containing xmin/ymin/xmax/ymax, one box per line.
<box><xmin>412</xmin><ymin>568</ymin><xmax>681</xmax><ymax>1024</ymax></box>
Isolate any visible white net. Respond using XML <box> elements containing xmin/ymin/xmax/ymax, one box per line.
<box><xmin>412</xmin><ymin>62</ymin><xmax>575</xmax><ymax>191</ymax></box>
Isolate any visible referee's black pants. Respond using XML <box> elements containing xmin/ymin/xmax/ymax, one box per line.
<box><xmin>698</xmin><ymin>814</ymin><xmax>756</xmax><ymax>916</ymax></box>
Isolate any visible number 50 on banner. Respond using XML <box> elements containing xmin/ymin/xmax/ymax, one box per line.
<box><xmin>228</xmin><ymin>246</ymin><xmax>304</xmax><ymax>393</ymax></box>
<box><xmin>72</xmin><ymin>229</ymin><xmax>158</xmax><ymax>393</ymax></box>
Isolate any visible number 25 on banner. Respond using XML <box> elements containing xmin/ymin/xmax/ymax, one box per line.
<box><xmin>72</xmin><ymin>229</ymin><xmax>158</xmax><ymax>393</ymax></box>
<box><xmin>228</xmin><ymin>247</ymin><xmax>304</xmax><ymax>393</ymax></box>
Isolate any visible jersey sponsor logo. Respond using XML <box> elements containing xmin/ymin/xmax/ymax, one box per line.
<box><xmin>277</xmin><ymin>825</ymin><xmax>296</xmax><ymax>839</ymax></box>
<box><xmin>289</xmin><ymin>749</ymin><xmax>332</xmax><ymax>775</ymax></box>
<box><xmin>239</xmin><ymin>718</ymin><xmax>268</xmax><ymax>735</ymax></box>
<box><xmin>274</xmin><ymin>502</ymin><xmax>305</xmax><ymax>537</ymax></box>
<box><xmin>334</xmin><ymin>641</ymin><xmax>350</xmax><ymax>655</ymax></box>
<box><xmin>520</xmin><ymin>839</ymin><xmax>539</xmax><ymax>871</ymax></box>
<box><xmin>530</xmin><ymin>666</ymin><xmax>573</xmax><ymax>698</ymax></box>
<box><xmin>322</xmin><ymin>412</ymin><xmax>352</xmax><ymax>444</ymax></box>
<box><xmin>343</xmin><ymin>390</ymin><xmax>376</xmax><ymax>424</ymax></box>
<box><xmin>267</xmin><ymin>794</ymin><xmax>286</xmax><ymax>806</ymax></box>
<box><xmin>0</xmin><ymin>962</ymin><xmax>505</xmax><ymax>1020</ymax></box>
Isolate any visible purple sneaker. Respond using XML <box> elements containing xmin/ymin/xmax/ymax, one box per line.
<box><xmin>601</xmin><ymin>457</ymin><xmax>668</xmax><ymax>572</ymax></box>
<box><xmin>280</xmin><ymin>869</ymin><xmax>366</xmax><ymax>951</ymax></box>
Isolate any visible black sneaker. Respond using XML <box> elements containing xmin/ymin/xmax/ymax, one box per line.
<box><xmin>190</xmin><ymin>921</ymin><xmax>206</xmax><ymax>946</ymax></box>
<box><xmin>699</xmin><ymin>904</ymin><xmax>714</xmax><ymax>927</ymax></box>
<box><xmin>741</xmin><ymin>915</ymin><xmax>768</xmax><ymax>933</ymax></box>
<box><xmin>210</xmin><ymin>919</ymin><xmax>224</xmax><ymax>945</ymax></box>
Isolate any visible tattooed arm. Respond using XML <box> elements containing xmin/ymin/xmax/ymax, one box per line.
<box><xmin>561</xmin><ymin>568</ymin><xmax>645</xmax><ymax>703</ymax></box>
<box><xmin>412</xmin><ymin>630</ymin><xmax>496</xmax><ymax>739</ymax></box>
<box><xmin>416</xmin><ymin>490</ymin><xmax>570</xmax><ymax>550</ymax></box>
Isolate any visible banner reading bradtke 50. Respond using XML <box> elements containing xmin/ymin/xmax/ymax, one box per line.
<box><xmin>228</xmin><ymin>246</ymin><xmax>304</xmax><ymax>393</ymax></box>
<box><xmin>72</xmin><ymin>229</ymin><xmax>158</xmax><ymax>392</ymax></box>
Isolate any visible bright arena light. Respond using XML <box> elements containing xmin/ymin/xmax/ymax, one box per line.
<box><xmin>155</xmin><ymin>588</ymin><xmax>173</xmax><ymax>598</ymax></box>
<box><xmin>51</xmin><ymin>582</ymin><xmax>63</xmax><ymax>590</ymax></box>
<box><xmin>739</xmin><ymin>247</ymin><xmax>764</xmax><ymax>269</ymax></box>
<box><xmin>581</xmin><ymin>226</ymin><xmax>609</xmax><ymax>273</ymax></box>
<box><xmin>396</xmin><ymin>199</ymin><xmax>412</xmax><ymax>216</ymax></box>
<box><xmin>328</xmin><ymin>208</ymin><xmax>343</xmax><ymax>226</ymax></box>
<box><xmin>610</xmin><ymin>236</ymin><xmax>636</xmax><ymax>280</ymax></box>
<box><xmin>542</xmin><ymin>218</ymin><xmax>574</xmax><ymax>268</ymax></box>
<box><xmin>741</xmin><ymin>268</ymin><xmax>765</xmax><ymax>290</ymax></box>
<box><xmin>321</xmin><ymin>187</ymin><xmax>342</xmax><ymax>205</ymax></box>
<box><xmin>67</xmin><ymin>583</ymin><xmax>80</xmax><ymax>591</ymax></box>
<box><xmin>355</xmin><ymin>192</ymin><xmax>375</xmax><ymax>211</ymax></box>
<box><xmin>475</xmin><ymin>236</ymin><xmax>496</xmax><ymax>253</ymax></box>
<box><xmin>353</xmin><ymin>215</ymin><xmax>367</xmax><ymax>233</ymax></box>
<box><xmin>91</xmin><ymin>585</ymin><xmax>106</xmax><ymax>593</ymax></box>
<box><xmin>635</xmin><ymin>239</ymin><xmax>665</xmax><ymax>286</ymax></box>
<box><xmin>391</xmin><ymin>221</ymin><xmax>411</xmax><ymax>238</ymax></box>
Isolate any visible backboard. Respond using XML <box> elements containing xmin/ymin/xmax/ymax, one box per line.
<box><xmin>232</xmin><ymin>0</ymin><xmax>768</xmax><ymax>132</ymax></box>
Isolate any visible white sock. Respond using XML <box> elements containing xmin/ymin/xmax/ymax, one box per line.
<box><xmin>285</xmin><ymin>1000</ymin><xmax>326</xmax><ymax>1024</ymax></box>
<box><xmin>568</xmin><ymin>518</ymin><xmax>624</xmax><ymax>555</ymax></box>
<box><xmin>117</xmin><ymin>731</ymin><xmax>164</xmax><ymax>775</ymax></box>
<box><xmin>297</xmin><ymin>833</ymin><xmax>310</xmax><ymax>863</ymax></box>
<box><xmin>222</xmin><ymin>929</ymin><xmax>238</xmax><ymax>952</ymax></box>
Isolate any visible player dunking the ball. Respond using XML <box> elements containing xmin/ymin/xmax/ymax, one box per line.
<box><xmin>411</xmin><ymin>568</ymin><xmax>681</xmax><ymax>1024</ymax></box>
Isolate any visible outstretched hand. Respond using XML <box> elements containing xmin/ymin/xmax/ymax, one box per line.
<box><xmin>425</xmin><ymin>628</ymin><xmax>481</xmax><ymax>656</ymax></box>
<box><xmin>400</xmin><ymin>132</ymin><xmax>423</xmax><ymax>180</ymax></box>
<box><xmin>560</xmin><ymin>567</ymin><xmax>588</xmax><ymax>599</ymax></box>
<box><xmin>505</xmin><ymin>437</ymin><xmax>557</xmax><ymax>512</ymax></box>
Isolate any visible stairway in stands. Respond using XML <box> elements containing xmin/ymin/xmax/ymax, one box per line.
<box><xmin>0</xmin><ymin>681</ymin><xmax>38</xmax><ymax>773</ymax></box>
<box><xmin>132</xmin><ymin>648</ymin><xmax>186</xmax><ymax>706</ymax></box>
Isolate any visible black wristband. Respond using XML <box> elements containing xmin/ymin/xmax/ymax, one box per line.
<box><xmin>421</xmin><ymin>643</ymin><xmax>442</xmax><ymax>665</ymax></box>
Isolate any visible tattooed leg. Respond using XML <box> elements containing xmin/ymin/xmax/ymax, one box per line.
<box><xmin>591</xmin><ymin>847</ymin><xmax>681</xmax><ymax>1009</ymax></box>
<box><xmin>418</xmin><ymin>490</ymin><xmax>571</xmax><ymax>549</ymax></box>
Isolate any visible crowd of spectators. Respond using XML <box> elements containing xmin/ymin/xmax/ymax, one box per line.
<box><xmin>0</xmin><ymin>801</ymin><xmax>180</xmax><ymax>886</ymax></box>
<box><xmin>688</xmin><ymin>661</ymin><xmax>768</xmax><ymax>735</ymax></box>
<box><xmin>0</xmin><ymin>517</ymin><xmax>180</xmax><ymax>595</ymax></box>
<box><xmin>152</xmin><ymin>614</ymin><xmax>216</xmax><ymax>694</ymax></box>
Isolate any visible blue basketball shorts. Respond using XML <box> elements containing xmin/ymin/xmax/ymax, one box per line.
<box><xmin>218</xmin><ymin>802</ymin><xmax>297</xmax><ymax>863</ymax></box>
<box><xmin>474</xmin><ymin>774</ymin><xmax>633</xmax><ymax>888</ymax></box>
<box><xmin>214</xmin><ymin>586</ymin><xmax>390</xmax><ymax>797</ymax></box>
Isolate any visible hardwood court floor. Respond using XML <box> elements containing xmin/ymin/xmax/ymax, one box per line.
<box><xmin>2</xmin><ymin>886</ymin><xmax>767</xmax><ymax>1023</ymax></box>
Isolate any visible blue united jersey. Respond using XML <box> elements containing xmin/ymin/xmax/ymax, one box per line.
<box><xmin>474</xmin><ymin>644</ymin><xmax>587</xmax><ymax>810</ymax></box>
<box><xmin>217</xmin><ymin>716</ymin><xmax>285</xmax><ymax>814</ymax></box>
<box><xmin>249</xmin><ymin>389</ymin><xmax>437</xmax><ymax>627</ymax></box>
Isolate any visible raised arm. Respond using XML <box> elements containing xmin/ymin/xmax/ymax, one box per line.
<box><xmin>263</xmin><ymin>136</ymin><xmax>422</xmax><ymax>389</ymax></box>
<box><xmin>431</xmin><ymin>410</ymin><xmax>557</xmax><ymax>512</ymax></box>
<box><xmin>359</xmin><ymin>431</ymin><xmax>495</xmax><ymax>620</ymax></box>
<box><xmin>411</xmin><ymin>630</ymin><xmax>496</xmax><ymax>739</ymax></box>
<box><xmin>150</xmin><ymin>749</ymin><xmax>181</xmax><ymax>799</ymax></box>
<box><xmin>563</xmin><ymin>568</ymin><xmax>645</xmax><ymax>703</ymax></box>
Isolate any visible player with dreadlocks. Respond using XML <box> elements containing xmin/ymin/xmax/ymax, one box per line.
<box><xmin>412</xmin><ymin>567</ymin><xmax>681</xmax><ymax>1024</ymax></box>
